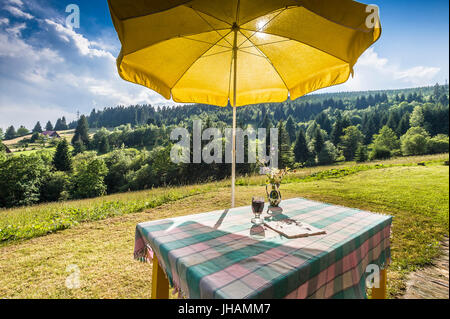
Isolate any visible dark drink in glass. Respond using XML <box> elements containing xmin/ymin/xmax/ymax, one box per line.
<box><xmin>251</xmin><ymin>197</ymin><xmax>265</xmax><ymax>225</ymax></box>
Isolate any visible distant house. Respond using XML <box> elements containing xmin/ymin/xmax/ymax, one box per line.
<box><xmin>41</xmin><ymin>131</ymin><xmax>61</xmax><ymax>139</ymax></box>
<box><xmin>1</xmin><ymin>143</ymin><xmax>11</xmax><ymax>153</ymax></box>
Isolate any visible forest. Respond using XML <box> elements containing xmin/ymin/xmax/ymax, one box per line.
<box><xmin>0</xmin><ymin>83</ymin><xmax>448</xmax><ymax>208</ymax></box>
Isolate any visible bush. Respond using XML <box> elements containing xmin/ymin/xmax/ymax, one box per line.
<box><xmin>427</xmin><ymin>134</ymin><xmax>449</xmax><ymax>154</ymax></box>
<box><xmin>0</xmin><ymin>154</ymin><xmax>50</xmax><ymax>208</ymax></box>
<box><xmin>371</xmin><ymin>126</ymin><xmax>400</xmax><ymax>151</ymax></box>
<box><xmin>400</xmin><ymin>127</ymin><xmax>430</xmax><ymax>156</ymax></box>
<box><xmin>354</xmin><ymin>145</ymin><xmax>368</xmax><ymax>162</ymax></box>
<box><xmin>104</xmin><ymin>149</ymin><xmax>140</xmax><ymax>193</ymax></box>
<box><xmin>317</xmin><ymin>141</ymin><xmax>338</xmax><ymax>165</ymax></box>
<box><xmin>40</xmin><ymin>171</ymin><xmax>70</xmax><ymax>202</ymax></box>
<box><xmin>70</xmin><ymin>156</ymin><xmax>108</xmax><ymax>199</ymax></box>
<box><xmin>369</xmin><ymin>146</ymin><xmax>391</xmax><ymax>160</ymax></box>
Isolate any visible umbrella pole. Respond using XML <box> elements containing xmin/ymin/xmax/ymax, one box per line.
<box><xmin>231</xmin><ymin>24</ymin><xmax>238</xmax><ymax>208</ymax></box>
<box><xmin>231</xmin><ymin>105</ymin><xmax>236</xmax><ymax>208</ymax></box>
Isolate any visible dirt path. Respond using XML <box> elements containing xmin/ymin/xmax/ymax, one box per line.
<box><xmin>401</xmin><ymin>237</ymin><xmax>449</xmax><ymax>299</ymax></box>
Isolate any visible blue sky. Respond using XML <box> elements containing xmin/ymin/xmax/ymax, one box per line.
<box><xmin>0</xmin><ymin>0</ymin><xmax>448</xmax><ymax>129</ymax></box>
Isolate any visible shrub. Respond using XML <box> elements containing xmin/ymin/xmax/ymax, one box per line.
<box><xmin>103</xmin><ymin>149</ymin><xmax>139</xmax><ymax>193</ymax></box>
<box><xmin>427</xmin><ymin>134</ymin><xmax>449</xmax><ymax>154</ymax></box>
<box><xmin>70</xmin><ymin>157</ymin><xmax>108</xmax><ymax>199</ymax></box>
<box><xmin>355</xmin><ymin>145</ymin><xmax>368</xmax><ymax>162</ymax></box>
<box><xmin>400</xmin><ymin>127</ymin><xmax>430</xmax><ymax>156</ymax></box>
<box><xmin>371</xmin><ymin>126</ymin><xmax>400</xmax><ymax>151</ymax></box>
<box><xmin>40</xmin><ymin>171</ymin><xmax>70</xmax><ymax>202</ymax></box>
<box><xmin>317</xmin><ymin>141</ymin><xmax>338</xmax><ymax>165</ymax></box>
<box><xmin>0</xmin><ymin>154</ymin><xmax>50</xmax><ymax>208</ymax></box>
<box><xmin>369</xmin><ymin>146</ymin><xmax>391</xmax><ymax>160</ymax></box>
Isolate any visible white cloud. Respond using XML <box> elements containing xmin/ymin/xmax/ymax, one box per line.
<box><xmin>394</xmin><ymin>66</ymin><xmax>441</xmax><ymax>83</ymax></box>
<box><xmin>5</xmin><ymin>22</ymin><xmax>26</xmax><ymax>37</ymax></box>
<box><xmin>8</xmin><ymin>0</ymin><xmax>24</xmax><ymax>7</ymax></box>
<box><xmin>323</xmin><ymin>48</ymin><xmax>441</xmax><ymax>92</ymax></box>
<box><xmin>0</xmin><ymin>18</ymin><xmax>9</xmax><ymax>25</ymax></box>
<box><xmin>0</xmin><ymin>15</ymin><xmax>167</xmax><ymax>130</ymax></box>
<box><xmin>4</xmin><ymin>5</ymin><xmax>34</xmax><ymax>20</ymax></box>
<box><xmin>45</xmin><ymin>19</ymin><xmax>115</xmax><ymax>60</ymax></box>
<box><xmin>0</xmin><ymin>31</ymin><xmax>30</xmax><ymax>57</ymax></box>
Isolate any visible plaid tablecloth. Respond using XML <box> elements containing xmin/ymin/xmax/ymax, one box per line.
<box><xmin>134</xmin><ymin>197</ymin><xmax>392</xmax><ymax>299</ymax></box>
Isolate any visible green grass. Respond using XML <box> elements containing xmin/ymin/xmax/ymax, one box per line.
<box><xmin>0</xmin><ymin>153</ymin><xmax>448</xmax><ymax>298</ymax></box>
<box><xmin>0</xmin><ymin>183</ymin><xmax>221</xmax><ymax>243</ymax></box>
<box><xmin>283</xmin><ymin>163</ymin><xmax>449</xmax><ymax>296</ymax></box>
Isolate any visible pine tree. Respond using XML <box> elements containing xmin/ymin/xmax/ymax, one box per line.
<box><xmin>339</xmin><ymin>126</ymin><xmax>364</xmax><ymax>161</ymax></box>
<box><xmin>61</xmin><ymin>117</ymin><xmax>68</xmax><ymax>130</ymax></box>
<box><xmin>293</xmin><ymin>129</ymin><xmax>312</xmax><ymax>164</ymax></box>
<box><xmin>45</xmin><ymin>121</ymin><xmax>53</xmax><ymax>131</ymax></box>
<box><xmin>386</xmin><ymin>112</ymin><xmax>399</xmax><ymax>132</ymax></box>
<box><xmin>331</xmin><ymin>116</ymin><xmax>345</xmax><ymax>146</ymax></box>
<box><xmin>33</xmin><ymin>121</ymin><xmax>42</xmax><ymax>133</ymax></box>
<box><xmin>396</xmin><ymin>113</ymin><xmax>410</xmax><ymax>136</ymax></box>
<box><xmin>54</xmin><ymin>117</ymin><xmax>68</xmax><ymax>131</ymax></box>
<box><xmin>261</xmin><ymin>114</ymin><xmax>273</xmax><ymax>155</ymax></box>
<box><xmin>5</xmin><ymin>126</ymin><xmax>16</xmax><ymax>140</ymax></box>
<box><xmin>285</xmin><ymin>116</ymin><xmax>296</xmax><ymax>144</ymax></box>
<box><xmin>313</xmin><ymin>128</ymin><xmax>324</xmax><ymax>155</ymax></box>
<box><xmin>54</xmin><ymin>118</ymin><xmax>63</xmax><ymax>131</ymax></box>
<box><xmin>53</xmin><ymin>139</ymin><xmax>72</xmax><ymax>171</ymax></box>
<box><xmin>354</xmin><ymin>145</ymin><xmax>368</xmax><ymax>162</ymax></box>
<box><xmin>72</xmin><ymin>115</ymin><xmax>90</xmax><ymax>146</ymax></box>
<box><xmin>72</xmin><ymin>138</ymin><xmax>86</xmax><ymax>155</ymax></box>
<box><xmin>98</xmin><ymin>136</ymin><xmax>110</xmax><ymax>154</ymax></box>
<box><xmin>277</xmin><ymin>121</ymin><xmax>294</xmax><ymax>168</ymax></box>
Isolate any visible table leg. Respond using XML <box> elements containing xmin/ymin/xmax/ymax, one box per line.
<box><xmin>371</xmin><ymin>268</ymin><xmax>387</xmax><ymax>299</ymax></box>
<box><xmin>151</xmin><ymin>254</ymin><xmax>169</xmax><ymax>299</ymax></box>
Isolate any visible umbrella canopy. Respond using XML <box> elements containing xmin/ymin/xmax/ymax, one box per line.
<box><xmin>107</xmin><ymin>0</ymin><xmax>381</xmax><ymax>206</ymax></box>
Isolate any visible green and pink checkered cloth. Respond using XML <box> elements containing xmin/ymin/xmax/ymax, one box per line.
<box><xmin>134</xmin><ymin>197</ymin><xmax>392</xmax><ymax>299</ymax></box>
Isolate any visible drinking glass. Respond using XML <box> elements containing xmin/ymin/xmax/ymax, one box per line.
<box><xmin>251</xmin><ymin>197</ymin><xmax>265</xmax><ymax>225</ymax></box>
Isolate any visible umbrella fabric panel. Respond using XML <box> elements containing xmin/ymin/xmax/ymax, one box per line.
<box><xmin>108</xmin><ymin>0</ymin><xmax>381</xmax><ymax>106</ymax></box>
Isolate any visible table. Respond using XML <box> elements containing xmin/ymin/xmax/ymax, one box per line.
<box><xmin>134</xmin><ymin>197</ymin><xmax>392</xmax><ymax>299</ymax></box>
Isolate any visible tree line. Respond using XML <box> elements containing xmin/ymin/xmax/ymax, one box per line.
<box><xmin>0</xmin><ymin>84</ymin><xmax>448</xmax><ymax>208</ymax></box>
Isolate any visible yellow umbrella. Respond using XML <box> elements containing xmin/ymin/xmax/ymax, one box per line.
<box><xmin>107</xmin><ymin>0</ymin><xmax>381</xmax><ymax>207</ymax></box>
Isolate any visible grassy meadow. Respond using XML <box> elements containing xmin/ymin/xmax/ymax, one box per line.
<box><xmin>0</xmin><ymin>154</ymin><xmax>448</xmax><ymax>298</ymax></box>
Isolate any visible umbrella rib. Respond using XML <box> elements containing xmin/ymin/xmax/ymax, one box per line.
<box><xmin>185</xmin><ymin>6</ymin><xmax>232</xmax><ymax>27</ymax></box>
<box><xmin>201</xmin><ymin>49</ymin><xmax>233</xmax><ymax>58</ymax></box>
<box><xmin>239</xmin><ymin>31</ymin><xmax>290</xmax><ymax>91</ymax></box>
<box><xmin>190</xmin><ymin>7</ymin><xmax>234</xmax><ymax>47</ymax></box>
<box><xmin>239</xmin><ymin>27</ymin><xmax>350</xmax><ymax>65</ymax></box>
<box><xmin>181</xmin><ymin>36</ymin><xmax>231</xmax><ymax>49</ymax></box>
<box><xmin>123</xmin><ymin>29</ymin><xmax>231</xmax><ymax>57</ymax></box>
<box><xmin>239</xmin><ymin>49</ymin><xmax>267</xmax><ymax>59</ymax></box>
<box><xmin>171</xmin><ymin>30</ymin><xmax>233</xmax><ymax>90</ymax></box>
<box><xmin>240</xmin><ymin>39</ymin><xmax>291</xmax><ymax>49</ymax></box>
<box><xmin>238</xmin><ymin>7</ymin><xmax>287</xmax><ymax>49</ymax></box>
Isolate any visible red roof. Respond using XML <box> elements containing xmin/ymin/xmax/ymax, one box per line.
<box><xmin>42</xmin><ymin>131</ymin><xmax>60</xmax><ymax>137</ymax></box>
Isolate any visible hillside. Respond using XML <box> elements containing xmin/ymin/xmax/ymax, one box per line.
<box><xmin>0</xmin><ymin>154</ymin><xmax>448</xmax><ymax>298</ymax></box>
